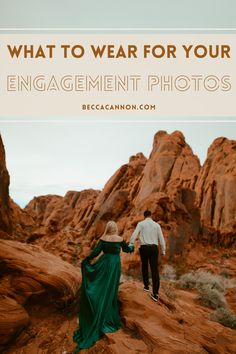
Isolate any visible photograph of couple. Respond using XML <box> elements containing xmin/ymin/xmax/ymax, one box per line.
<box><xmin>0</xmin><ymin>121</ymin><xmax>236</xmax><ymax>354</ymax></box>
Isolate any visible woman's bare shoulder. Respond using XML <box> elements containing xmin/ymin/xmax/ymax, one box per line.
<box><xmin>100</xmin><ymin>235</ymin><xmax>123</xmax><ymax>242</ymax></box>
<box><xmin>116</xmin><ymin>236</ymin><xmax>123</xmax><ymax>242</ymax></box>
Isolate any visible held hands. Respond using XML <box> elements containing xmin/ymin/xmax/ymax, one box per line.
<box><xmin>128</xmin><ymin>243</ymin><xmax>134</xmax><ymax>253</ymax></box>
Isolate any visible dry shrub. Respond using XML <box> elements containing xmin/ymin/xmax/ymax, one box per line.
<box><xmin>177</xmin><ymin>272</ymin><xmax>197</xmax><ymax>289</ymax></box>
<box><xmin>177</xmin><ymin>271</ymin><xmax>225</xmax><ymax>292</ymax></box>
<box><xmin>196</xmin><ymin>285</ymin><xmax>226</xmax><ymax>309</ymax></box>
<box><xmin>211</xmin><ymin>307</ymin><xmax>236</xmax><ymax>329</ymax></box>
<box><xmin>162</xmin><ymin>264</ymin><xmax>176</xmax><ymax>281</ymax></box>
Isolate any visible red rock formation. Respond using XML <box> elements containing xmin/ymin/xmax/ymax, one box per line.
<box><xmin>0</xmin><ymin>134</ymin><xmax>35</xmax><ymax>241</ymax></box>
<box><xmin>84</xmin><ymin>152</ymin><xmax>147</xmax><ymax>237</ymax></box>
<box><xmin>24</xmin><ymin>190</ymin><xmax>100</xmax><ymax>263</ymax></box>
<box><xmin>4</xmin><ymin>281</ymin><xmax>236</xmax><ymax>354</ymax></box>
<box><xmin>195</xmin><ymin>137</ymin><xmax>236</xmax><ymax>247</ymax></box>
<box><xmin>23</xmin><ymin>131</ymin><xmax>236</xmax><ymax>269</ymax></box>
<box><xmin>25</xmin><ymin>189</ymin><xmax>99</xmax><ymax>233</ymax></box>
<box><xmin>135</xmin><ymin>130</ymin><xmax>200</xmax><ymax>203</ymax></box>
<box><xmin>0</xmin><ymin>239</ymin><xmax>80</xmax><ymax>349</ymax></box>
<box><xmin>0</xmin><ymin>135</ymin><xmax>12</xmax><ymax>234</ymax></box>
<box><xmin>8</xmin><ymin>198</ymin><xmax>35</xmax><ymax>241</ymax></box>
<box><xmin>25</xmin><ymin>194</ymin><xmax>62</xmax><ymax>227</ymax></box>
<box><xmin>0</xmin><ymin>297</ymin><xmax>29</xmax><ymax>347</ymax></box>
<box><xmin>24</xmin><ymin>153</ymin><xmax>147</xmax><ymax>262</ymax></box>
<box><xmin>0</xmin><ymin>137</ymin><xmax>81</xmax><ymax>351</ymax></box>
<box><xmin>117</xmin><ymin>281</ymin><xmax>236</xmax><ymax>354</ymax></box>
<box><xmin>131</xmin><ymin>131</ymin><xmax>200</xmax><ymax>249</ymax></box>
<box><xmin>77</xmin><ymin>131</ymin><xmax>201</xmax><ymax>271</ymax></box>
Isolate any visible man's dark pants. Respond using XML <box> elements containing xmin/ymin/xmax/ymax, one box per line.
<box><xmin>139</xmin><ymin>244</ymin><xmax>160</xmax><ymax>295</ymax></box>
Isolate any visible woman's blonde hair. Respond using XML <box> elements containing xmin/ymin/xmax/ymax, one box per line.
<box><xmin>102</xmin><ymin>221</ymin><xmax>118</xmax><ymax>236</ymax></box>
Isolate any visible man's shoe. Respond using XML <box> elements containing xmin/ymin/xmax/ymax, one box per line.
<box><xmin>150</xmin><ymin>293</ymin><xmax>159</xmax><ymax>302</ymax></box>
<box><xmin>143</xmin><ymin>287</ymin><xmax>149</xmax><ymax>292</ymax></box>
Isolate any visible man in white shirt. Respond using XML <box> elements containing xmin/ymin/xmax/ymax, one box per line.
<box><xmin>129</xmin><ymin>210</ymin><xmax>166</xmax><ymax>302</ymax></box>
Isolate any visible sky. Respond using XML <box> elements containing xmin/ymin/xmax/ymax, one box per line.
<box><xmin>0</xmin><ymin>0</ymin><xmax>236</xmax><ymax>28</ymax></box>
<box><xmin>0</xmin><ymin>1</ymin><xmax>236</xmax><ymax>207</ymax></box>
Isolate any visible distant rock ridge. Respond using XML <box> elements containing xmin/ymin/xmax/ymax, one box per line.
<box><xmin>25</xmin><ymin>189</ymin><xmax>99</xmax><ymax>232</ymax></box>
<box><xmin>18</xmin><ymin>130</ymin><xmax>236</xmax><ymax>256</ymax></box>
<box><xmin>1</xmin><ymin>130</ymin><xmax>236</xmax><ymax>255</ymax></box>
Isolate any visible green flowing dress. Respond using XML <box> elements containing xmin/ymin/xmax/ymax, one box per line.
<box><xmin>73</xmin><ymin>239</ymin><xmax>133</xmax><ymax>353</ymax></box>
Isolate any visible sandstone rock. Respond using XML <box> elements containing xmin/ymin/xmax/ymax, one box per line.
<box><xmin>0</xmin><ymin>297</ymin><xmax>29</xmax><ymax>346</ymax></box>
<box><xmin>0</xmin><ymin>239</ymin><xmax>80</xmax><ymax>346</ymax></box>
<box><xmin>25</xmin><ymin>194</ymin><xmax>62</xmax><ymax>226</ymax></box>
<box><xmin>25</xmin><ymin>189</ymin><xmax>99</xmax><ymax>233</ymax></box>
<box><xmin>24</xmin><ymin>190</ymin><xmax>99</xmax><ymax>264</ymax></box>
<box><xmin>0</xmin><ymin>134</ymin><xmax>35</xmax><ymax>240</ymax></box>
<box><xmin>120</xmin><ymin>131</ymin><xmax>201</xmax><ymax>272</ymax></box>
<box><xmin>195</xmin><ymin>137</ymin><xmax>236</xmax><ymax>247</ymax></box>
<box><xmin>83</xmin><ymin>281</ymin><xmax>236</xmax><ymax>354</ymax></box>
<box><xmin>24</xmin><ymin>132</ymin><xmax>202</xmax><ymax>266</ymax></box>
<box><xmin>135</xmin><ymin>130</ymin><xmax>200</xmax><ymax>203</ymax></box>
<box><xmin>9</xmin><ymin>198</ymin><xmax>35</xmax><ymax>241</ymax></box>
<box><xmin>4</xmin><ymin>280</ymin><xmax>236</xmax><ymax>354</ymax></box>
<box><xmin>22</xmin><ymin>131</ymin><xmax>236</xmax><ymax>268</ymax></box>
<box><xmin>84</xmin><ymin>153</ymin><xmax>147</xmax><ymax>236</ymax></box>
<box><xmin>0</xmin><ymin>134</ymin><xmax>12</xmax><ymax>233</ymax></box>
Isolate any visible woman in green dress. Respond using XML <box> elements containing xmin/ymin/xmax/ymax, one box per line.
<box><xmin>73</xmin><ymin>221</ymin><xmax>134</xmax><ymax>352</ymax></box>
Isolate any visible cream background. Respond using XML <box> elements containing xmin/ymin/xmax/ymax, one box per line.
<box><xmin>1</xmin><ymin>34</ymin><xmax>236</xmax><ymax>117</ymax></box>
